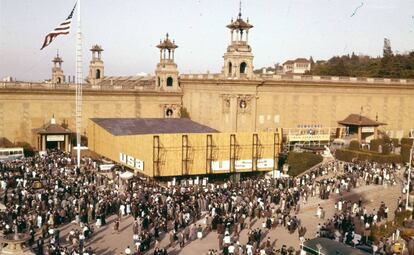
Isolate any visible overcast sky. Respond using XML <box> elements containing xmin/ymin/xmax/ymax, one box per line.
<box><xmin>1</xmin><ymin>0</ymin><xmax>413</xmax><ymax>81</ymax></box>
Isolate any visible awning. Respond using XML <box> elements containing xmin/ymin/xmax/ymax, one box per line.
<box><xmin>119</xmin><ymin>171</ymin><xmax>134</xmax><ymax>180</ymax></box>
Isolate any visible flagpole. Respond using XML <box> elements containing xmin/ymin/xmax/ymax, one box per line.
<box><xmin>75</xmin><ymin>0</ymin><xmax>83</xmax><ymax>168</ymax></box>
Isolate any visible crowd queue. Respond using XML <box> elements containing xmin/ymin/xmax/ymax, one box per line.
<box><xmin>0</xmin><ymin>150</ymin><xmax>403</xmax><ymax>255</ymax></box>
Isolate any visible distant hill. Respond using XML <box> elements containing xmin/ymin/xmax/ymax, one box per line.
<box><xmin>308</xmin><ymin>51</ymin><xmax>414</xmax><ymax>79</ymax></box>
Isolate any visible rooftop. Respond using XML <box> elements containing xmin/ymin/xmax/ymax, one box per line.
<box><xmin>97</xmin><ymin>75</ymin><xmax>154</xmax><ymax>86</ymax></box>
<box><xmin>91</xmin><ymin>118</ymin><xmax>219</xmax><ymax>136</ymax></box>
<box><xmin>156</xmin><ymin>33</ymin><xmax>178</xmax><ymax>50</ymax></box>
<box><xmin>283</xmin><ymin>58</ymin><xmax>310</xmax><ymax>65</ymax></box>
<box><xmin>52</xmin><ymin>55</ymin><xmax>63</xmax><ymax>64</ymax></box>
<box><xmin>226</xmin><ymin>17</ymin><xmax>253</xmax><ymax>30</ymax></box>
<box><xmin>302</xmin><ymin>238</ymin><xmax>370</xmax><ymax>255</ymax></box>
<box><xmin>90</xmin><ymin>44</ymin><xmax>104</xmax><ymax>52</ymax></box>
<box><xmin>33</xmin><ymin>122</ymin><xmax>72</xmax><ymax>135</ymax></box>
<box><xmin>338</xmin><ymin>114</ymin><xmax>386</xmax><ymax>126</ymax></box>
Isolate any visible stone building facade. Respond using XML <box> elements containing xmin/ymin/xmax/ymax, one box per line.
<box><xmin>1</xmin><ymin>8</ymin><xmax>414</xmax><ymax>149</ymax></box>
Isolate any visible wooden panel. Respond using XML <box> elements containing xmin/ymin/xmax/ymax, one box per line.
<box><xmin>88</xmin><ymin>119</ymin><xmax>282</xmax><ymax>177</ymax></box>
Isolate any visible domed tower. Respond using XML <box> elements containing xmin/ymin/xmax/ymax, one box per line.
<box><xmin>155</xmin><ymin>33</ymin><xmax>180</xmax><ymax>91</ymax></box>
<box><xmin>88</xmin><ymin>44</ymin><xmax>104</xmax><ymax>85</ymax></box>
<box><xmin>223</xmin><ymin>2</ymin><xmax>254</xmax><ymax>79</ymax></box>
<box><xmin>51</xmin><ymin>52</ymin><xmax>64</xmax><ymax>84</ymax></box>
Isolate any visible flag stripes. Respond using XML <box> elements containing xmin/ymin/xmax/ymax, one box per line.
<box><xmin>40</xmin><ymin>3</ymin><xmax>77</xmax><ymax>50</ymax></box>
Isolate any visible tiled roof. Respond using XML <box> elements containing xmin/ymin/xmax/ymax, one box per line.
<box><xmin>226</xmin><ymin>18</ymin><xmax>253</xmax><ymax>30</ymax></box>
<box><xmin>0</xmin><ymin>137</ymin><xmax>15</xmax><ymax>147</ymax></box>
<box><xmin>34</xmin><ymin>123</ymin><xmax>72</xmax><ymax>134</ymax></box>
<box><xmin>283</xmin><ymin>58</ymin><xmax>310</xmax><ymax>65</ymax></box>
<box><xmin>97</xmin><ymin>75</ymin><xmax>154</xmax><ymax>87</ymax></box>
<box><xmin>283</xmin><ymin>60</ymin><xmax>294</xmax><ymax>65</ymax></box>
<box><xmin>52</xmin><ymin>56</ymin><xmax>63</xmax><ymax>63</ymax></box>
<box><xmin>90</xmin><ymin>45</ymin><xmax>103</xmax><ymax>52</ymax></box>
<box><xmin>91</xmin><ymin>118</ymin><xmax>219</xmax><ymax>136</ymax></box>
<box><xmin>338</xmin><ymin>114</ymin><xmax>386</xmax><ymax>126</ymax></box>
<box><xmin>294</xmin><ymin>58</ymin><xmax>310</xmax><ymax>63</ymax></box>
<box><xmin>156</xmin><ymin>33</ymin><xmax>178</xmax><ymax>49</ymax></box>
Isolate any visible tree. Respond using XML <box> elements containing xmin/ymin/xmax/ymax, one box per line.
<box><xmin>383</xmin><ymin>38</ymin><xmax>393</xmax><ymax>58</ymax></box>
<box><xmin>309</xmin><ymin>56</ymin><xmax>315</xmax><ymax>69</ymax></box>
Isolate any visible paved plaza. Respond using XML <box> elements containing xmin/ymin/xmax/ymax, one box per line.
<box><xmin>55</xmin><ymin>174</ymin><xmax>403</xmax><ymax>255</ymax></box>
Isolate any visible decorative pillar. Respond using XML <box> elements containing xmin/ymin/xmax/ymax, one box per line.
<box><xmin>374</xmin><ymin>127</ymin><xmax>378</xmax><ymax>139</ymax></box>
<box><xmin>358</xmin><ymin>127</ymin><xmax>362</xmax><ymax>143</ymax></box>
<box><xmin>252</xmin><ymin>96</ymin><xmax>258</xmax><ymax>132</ymax></box>
<box><xmin>229</xmin><ymin>96</ymin><xmax>238</xmax><ymax>132</ymax></box>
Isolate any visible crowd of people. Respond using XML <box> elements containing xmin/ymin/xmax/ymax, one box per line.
<box><xmin>314</xmin><ymin>162</ymin><xmax>404</xmax><ymax>255</ymax></box>
<box><xmin>0</xmin><ymin>150</ymin><xmax>405</xmax><ymax>255</ymax></box>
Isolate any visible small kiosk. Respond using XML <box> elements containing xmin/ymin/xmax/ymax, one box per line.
<box><xmin>33</xmin><ymin>116</ymin><xmax>72</xmax><ymax>152</ymax></box>
<box><xmin>338</xmin><ymin>114</ymin><xmax>386</xmax><ymax>143</ymax></box>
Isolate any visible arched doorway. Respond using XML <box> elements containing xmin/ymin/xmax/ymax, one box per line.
<box><xmin>240</xmin><ymin>62</ymin><xmax>247</xmax><ymax>74</ymax></box>
<box><xmin>167</xmin><ymin>77</ymin><xmax>173</xmax><ymax>87</ymax></box>
<box><xmin>228</xmin><ymin>62</ymin><xmax>232</xmax><ymax>76</ymax></box>
<box><xmin>96</xmin><ymin>69</ymin><xmax>101</xmax><ymax>79</ymax></box>
<box><xmin>57</xmin><ymin>77</ymin><xmax>61</xmax><ymax>84</ymax></box>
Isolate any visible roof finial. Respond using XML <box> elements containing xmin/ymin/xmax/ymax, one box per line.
<box><xmin>376</xmin><ymin>112</ymin><xmax>378</xmax><ymax>121</ymax></box>
<box><xmin>238</xmin><ymin>0</ymin><xmax>242</xmax><ymax>18</ymax></box>
<box><xmin>57</xmin><ymin>49</ymin><xmax>59</xmax><ymax>57</ymax></box>
<box><xmin>166</xmin><ymin>33</ymin><xmax>169</xmax><ymax>39</ymax></box>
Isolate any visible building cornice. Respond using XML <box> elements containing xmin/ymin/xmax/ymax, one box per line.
<box><xmin>0</xmin><ymin>82</ymin><xmax>182</xmax><ymax>96</ymax></box>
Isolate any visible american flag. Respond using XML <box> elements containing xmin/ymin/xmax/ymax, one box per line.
<box><xmin>40</xmin><ymin>3</ymin><xmax>77</xmax><ymax>50</ymax></box>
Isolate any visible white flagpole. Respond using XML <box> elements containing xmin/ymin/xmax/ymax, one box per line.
<box><xmin>75</xmin><ymin>0</ymin><xmax>83</xmax><ymax>168</ymax></box>
<box><xmin>406</xmin><ymin>146</ymin><xmax>413</xmax><ymax>210</ymax></box>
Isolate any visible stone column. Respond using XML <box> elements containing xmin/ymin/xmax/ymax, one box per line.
<box><xmin>358</xmin><ymin>127</ymin><xmax>362</xmax><ymax>143</ymax></box>
<box><xmin>65</xmin><ymin>134</ymin><xmax>69</xmax><ymax>152</ymax></box>
<box><xmin>42</xmin><ymin>135</ymin><xmax>46</xmax><ymax>151</ymax></box>
<box><xmin>374</xmin><ymin>127</ymin><xmax>378</xmax><ymax>139</ymax></box>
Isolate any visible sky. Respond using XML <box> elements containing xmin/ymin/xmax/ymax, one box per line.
<box><xmin>0</xmin><ymin>0</ymin><xmax>414</xmax><ymax>82</ymax></box>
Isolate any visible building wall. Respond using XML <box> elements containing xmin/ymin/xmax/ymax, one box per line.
<box><xmin>88</xmin><ymin>120</ymin><xmax>282</xmax><ymax>177</ymax></box>
<box><xmin>1</xmin><ymin>74</ymin><xmax>414</xmax><ymax>150</ymax></box>
<box><xmin>0</xmin><ymin>83</ymin><xmax>182</xmax><ymax>146</ymax></box>
<box><xmin>181</xmin><ymin>75</ymin><xmax>414</xmax><ymax>136</ymax></box>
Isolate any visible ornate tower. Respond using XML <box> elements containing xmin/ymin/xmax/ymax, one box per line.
<box><xmin>155</xmin><ymin>33</ymin><xmax>180</xmax><ymax>91</ymax></box>
<box><xmin>223</xmin><ymin>3</ymin><xmax>254</xmax><ymax>79</ymax></box>
<box><xmin>87</xmin><ymin>44</ymin><xmax>104</xmax><ymax>85</ymax></box>
<box><xmin>51</xmin><ymin>52</ymin><xmax>64</xmax><ymax>84</ymax></box>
